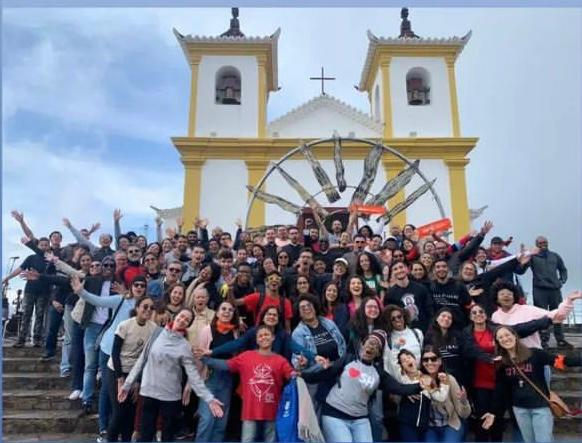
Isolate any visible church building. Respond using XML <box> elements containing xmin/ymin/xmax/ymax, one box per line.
<box><xmin>168</xmin><ymin>9</ymin><xmax>478</xmax><ymax>238</ymax></box>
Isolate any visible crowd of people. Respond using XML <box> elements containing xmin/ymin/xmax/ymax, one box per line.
<box><xmin>2</xmin><ymin>208</ymin><xmax>580</xmax><ymax>443</ymax></box>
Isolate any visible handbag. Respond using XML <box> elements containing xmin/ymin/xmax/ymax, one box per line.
<box><xmin>512</xmin><ymin>362</ymin><xmax>571</xmax><ymax>418</ymax></box>
<box><xmin>70</xmin><ymin>298</ymin><xmax>85</xmax><ymax>324</ymax></box>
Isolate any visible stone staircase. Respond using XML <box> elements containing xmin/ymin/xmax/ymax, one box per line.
<box><xmin>2</xmin><ymin>341</ymin><xmax>97</xmax><ymax>442</ymax></box>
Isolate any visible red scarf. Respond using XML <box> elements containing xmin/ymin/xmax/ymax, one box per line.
<box><xmin>215</xmin><ymin>320</ymin><xmax>236</xmax><ymax>334</ymax></box>
<box><xmin>165</xmin><ymin>321</ymin><xmax>186</xmax><ymax>335</ymax></box>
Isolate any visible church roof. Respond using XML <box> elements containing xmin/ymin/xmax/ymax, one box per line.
<box><xmin>267</xmin><ymin>94</ymin><xmax>383</xmax><ymax>134</ymax></box>
<box><xmin>358</xmin><ymin>30</ymin><xmax>472</xmax><ymax>91</ymax></box>
<box><xmin>173</xmin><ymin>28</ymin><xmax>281</xmax><ymax>91</ymax></box>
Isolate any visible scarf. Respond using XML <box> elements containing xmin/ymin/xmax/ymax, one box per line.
<box><xmin>165</xmin><ymin>321</ymin><xmax>186</xmax><ymax>335</ymax></box>
<box><xmin>215</xmin><ymin>320</ymin><xmax>236</xmax><ymax>334</ymax></box>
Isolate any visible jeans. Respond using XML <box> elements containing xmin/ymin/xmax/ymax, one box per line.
<box><xmin>321</xmin><ymin>415</ymin><xmax>373</xmax><ymax>443</ymax></box>
<box><xmin>195</xmin><ymin>370</ymin><xmax>233</xmax><ymax>442</ymax></box>
<box><xmin>98</xmin><ymin>351</ymin><xmax>112</xmax><ymax>432</ymax></box>
<box><xmin>533</xmin><ymin>287</ymin><xmax>564</xmax><ymax>343</ymax></box>
<box><xmin>18</xmin><ymin>292</ymin><xmax>49</xmax><ymax>344</ymax></box>
<box><xmin>424</xmin><ymin>424</ymin><xmax>465</xmax><ymax>442</ymax></box>
<box><xmin>369</xmin><ymin>390</ymin><xmax>384</xmax><ymax>442</ymax></box>
<box><xmin>400</xmin><ymin>422</ymin><xmax>425</xmax><ymax>442</ymax></box>
<box><xmin>82</xmin><ymin>322</ymin><xmax>103</xmax><ymax>405</ymax></box>
<box><xmin>44</xmin><ymin>304</ymin><xmax>63</xmax><ymax>357</ymax></box>
<box><xmin>106</xmin><ymin>368</ymin><xmax>135</xmax><ymax>443</ymax></box>
<box><xmin>70</xmin><ymin>320</ymin><xmax>85</xmax><ymax>391</ymax></box>
<box><xmin>512</xmin><ymin>406</ymin><xmax>553</xmax><ymax>442</ymax></box>
<box><xmin>139</xmin><ymin>396</ymin><xmax>182</xmax><ymax>442</ymax></box>
<box><xmin>241</xmin><ymin>420</ymin><xmax>276</xmax><ymax>443</ymax></box>
<box><xmin>60</xmin><ymin>304</ymin><xmax>73</xmax><ymax>375</ymax></box>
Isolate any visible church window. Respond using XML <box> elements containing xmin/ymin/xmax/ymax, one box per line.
<box><xmin>374</xmin><ymin>85</ymin><xmax>381</xmax><ymax>121</ymax></box>
<box><xmin>406</xmin><ymin>67</ymin><xmax>430</xmax><ymax>106</ymax></box>
<box><xmin>215</xmin><ymin>66</ymin><xmax>242</xmax><ymax>105</ymax></box>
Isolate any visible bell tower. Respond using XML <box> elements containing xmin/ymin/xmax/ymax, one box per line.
<box><xmin>357</xmin><ymin>9</ymin><xmax>476</xmax><ymax>237</ymax></box>
<box><xmin>174</xmin><ymin>8</ymin><xmax>280</xmax><ymax>138</ymax></box>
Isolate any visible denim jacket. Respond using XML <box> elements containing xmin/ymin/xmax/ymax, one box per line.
<box><xmin>291</xmin><ymin>316</ymin><xmax>346</xmax><ymax>373</ymax></box>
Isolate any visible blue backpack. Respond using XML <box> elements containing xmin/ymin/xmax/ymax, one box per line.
<box><xmin>276</xmin><ymin>377</ymin><xmax>301</xmax><ymax>442</ymax></box>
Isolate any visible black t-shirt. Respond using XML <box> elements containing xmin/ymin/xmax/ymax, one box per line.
<box><xmin>20</xmin><ymin>253</ymin><xmax>52</xmax><ymax>295</ymax></box>
<box><xmin>386</xmin><ymin>280</ymin><xmax>433</xmax><ymax>332</ymax></box>
<box><xmin>494</xmin><ymin>349</ymin><xmax>579</xmax><ymax>409</ymax></box>
<box><xmin>308</xmin><ymin>322</ymin><xmax>339</xmax><ymax>361</ymax></box>
<box><xmin>429</xmin><ymin>279</ymin><xmax>471</xmax><ymax>328</ymax></box>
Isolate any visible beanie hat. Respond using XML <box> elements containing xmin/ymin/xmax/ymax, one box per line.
<box><xmin>367</xmin><ymin>329</ymin><xmax>387</xmax><ymax>354</ymax></box>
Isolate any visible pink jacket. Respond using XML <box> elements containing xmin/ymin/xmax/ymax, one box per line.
<box><xmin>492</xmin><ymin>299</ymin><xmax>573</xmax><ymax>349</ymax></box>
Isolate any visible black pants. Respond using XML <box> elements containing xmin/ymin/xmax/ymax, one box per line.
<box><xmin>106</xmin><ymin>368</ymin><xmax>135</xmax><ymax>442</ymax></box>
<box><xmin>471</xmin><ymin>388</ymin><xmax>504</xmax><ymax>442</ymax></box>
<box><xmin>533</xmin><ymin>286</ymin><xmax>564</xmax><ymax>342</ymax></box>
<box><xmin>139</xmin><ymin>396</ymin><xmax>182</xmax><ymax>442</ymax></box>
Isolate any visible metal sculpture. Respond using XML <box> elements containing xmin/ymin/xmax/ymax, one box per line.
<box><xmin>244</xmin><ymin>136</ymin><xmax>445</xmax><ymax>230</ymax></box>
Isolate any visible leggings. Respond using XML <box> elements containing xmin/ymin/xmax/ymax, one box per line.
<box><xmin>139</xmin><ymin>396</ymin><xmax>181</xmax><ymax>442</ymax></box>
<box><xmin>106</xmin><ymin>368</ymin><xmax>136</xmax><ymax>442</ymax></box>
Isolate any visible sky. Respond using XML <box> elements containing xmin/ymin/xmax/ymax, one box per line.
<box><xmin>2</xmin><ymin>7</ymin><xmax>581</xmax><ymax>316</ymax></box>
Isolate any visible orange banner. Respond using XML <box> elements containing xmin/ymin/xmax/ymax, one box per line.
<box><xmin>416</xmin><ymin>218</ymin><xmax>452</xmax><ymax>237</ymax></box>
<box><xmin>349</xmin><ymin>204</ymin><xmax>387</xmax><ymax>215</ymax></box>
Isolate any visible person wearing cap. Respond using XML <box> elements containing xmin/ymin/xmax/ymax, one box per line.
<box><xmin>302</xmin><ymin>329</ymin><xmax>424</xmax><ymax>442</ymax></box>
<box><xmin>520</xmin><ymin>236</ymin><xmax>571</xmax><ymax>349</ymax></box>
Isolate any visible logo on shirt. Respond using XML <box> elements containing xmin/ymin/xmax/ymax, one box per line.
<box><xmin>249</xmin><ymin>363</ymin><xmax>275</xmax><ymax>403</ymax></box>
<box><xmin>401</xmin><ymin>293</ymin><xmax>419</xmax><ymax>321</ymax></box>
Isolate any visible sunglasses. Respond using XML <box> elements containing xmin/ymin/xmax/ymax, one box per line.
<box><xmin>133</xmin><ymin>283</ymin><xmax>146</xmax><ymax>288</ymax></box>
<box><xmin>391</xmin><ymin>314</ymin><xmax>403</xmax><ymax>321</ymax></box>
<box><xmin>422</xmin><ymin>356</ymin><xmax>439</xmax><ymax>363</ymax></box>
<box><xmin>141</xmin><ymin>304</ymin><xmax>154</xmax><ymax>311</ymax></box>
<box><xmin>102</xmin><ymin>263</ymin><xmax>115</xmax><ymax>268</ymax></box>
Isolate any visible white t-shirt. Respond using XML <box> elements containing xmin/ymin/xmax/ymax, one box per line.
<box><xmin>107</xmin><ymin>317</ymin><xmax>158</xmax><ymax>374</ymax></box>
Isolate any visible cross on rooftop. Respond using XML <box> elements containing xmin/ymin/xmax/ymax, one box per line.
<box><xmin>310</xmin><ymin>67</ymin><xmax>336</xmax><ymax>95</ymax></box>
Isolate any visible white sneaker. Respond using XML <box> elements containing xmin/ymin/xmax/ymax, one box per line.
<box><xmin>68</xmin><ymin>390</ymin><xmax>82</xmax><ymax>400</ymax></box>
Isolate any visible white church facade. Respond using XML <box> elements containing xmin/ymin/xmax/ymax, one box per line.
<box><xmin>166</xmin><ymin>10</ymin><xmax>478</xmax><ymax>238</ymax></box>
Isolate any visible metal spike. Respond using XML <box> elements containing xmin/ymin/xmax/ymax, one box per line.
<box><xmin>351</xmin><ymin>143</ymin><xmax>383</xmax><ymax>204</ymax></box>
<box><xmin>300</xmin><ymin>144</ymin><xmax>341</xmax><ymax>203</ymax></box>
<box><xmin>272</xmin><ymin>163</ymin><xmax>329</xmax><ymax>220</ymax></box>
<box><xmin>333</xmin><ymin>135</ymin><xmax>347</xmax><ymax>192</ymax></box>
<box><xmin>366</xmin><ymin>160</ymin><xmax>420</xmax><ymax>206</ymax></box>
<box><xmin>377</xmin><ymin>179</ymin><xmax>436</xmax><ymax>225</ymax></box>
<box><xmin>246</xmin><ymin>185</ymin><xmax>302</xmax><ymax>216</ymax></box>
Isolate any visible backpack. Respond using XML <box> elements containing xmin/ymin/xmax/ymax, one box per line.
<box><xmin>276</xmin><ymin>377</ymin><xmax>301</xmax><ymax>442</ymax></box>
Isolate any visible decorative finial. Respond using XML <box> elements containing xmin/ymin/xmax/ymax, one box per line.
<box><xmin>220</xmin><ymin>7</ymin><xmax>245</xmax><ymax>37</ymax></box>
<box><xmin>399</xmin><ymin>7</ymin><xmax>419</xmax><ymax>38</ymax></box>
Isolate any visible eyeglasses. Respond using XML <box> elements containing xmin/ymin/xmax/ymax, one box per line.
<box><xmin>422</xmin><ymin>356</ymin><xmax>438</xmax><ymax>363</ymax></box>
<box><xmin>220</xmin><ymin>306</ymin><xmax>235</xmax><ymax>313</ymax></box>
<box><xmin>102</xmin><ymin>263</ymin><xmax>115</xmax><ymax>268</ymax></box>
<box><xmin>133</xmin><ymin>283</ymin><xmax>146</xmax><ymax>288</ymax></box>
<box><xmin>168</xmin><ymin>268</ymin><xmax>182</xmax><ymax>273</ymax></box>
<box><xmin>391</xmin><ymin>314</ymin><xmax>403</xmax><ymax>321</ymax></box>
<box><xmin>299</xmin><ymin>304</ymin><xmax>312</xmax><ymax>311</ymax></box>
<box><xmin>141</xmin><ymin>304</ymin><xmax>154</xmax><ymax>311</ymax></box>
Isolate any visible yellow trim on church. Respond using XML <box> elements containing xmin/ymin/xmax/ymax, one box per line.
<box><xmin>173</xmin><ymin>137</ymin><xmax>477</xmax><ymax>234</ymax></box>
<box><xmin>382</xmin><ymin>158</ymin><xmax>407</xmax><ymax>228</ymax></box>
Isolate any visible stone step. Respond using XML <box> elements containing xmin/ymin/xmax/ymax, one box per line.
<box><xmin>3</xmin><ymin>373</ymin><xmax>71</xmax><ymax>390</ymax></box>
<box><xmin>3</xmin><ymin>390</ymin><xmax>81</xmax><ymax>411</ymax></box>
<box><xmin>3</xmin><ymin>357</ymin><xmax>61</xmax><ymax>373</ymax></box>
<box><xmin>2</xmin><ymin>410</ymin><xmax>99</xmax><ymax>435</ymax></box>
<box><xmin>3</xmin><ymin>432</ymin><xmax>95</xmax><ymax>442</ymax></box>
<box><xmin>2</xmin><ymin>345</ymin><xmax>52</xmax><ymax>359</ymax></box>
<box><xmin>551</xmin><ymin>371</ymin><xmax>582</xmax><ymax>391</ymax></box>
